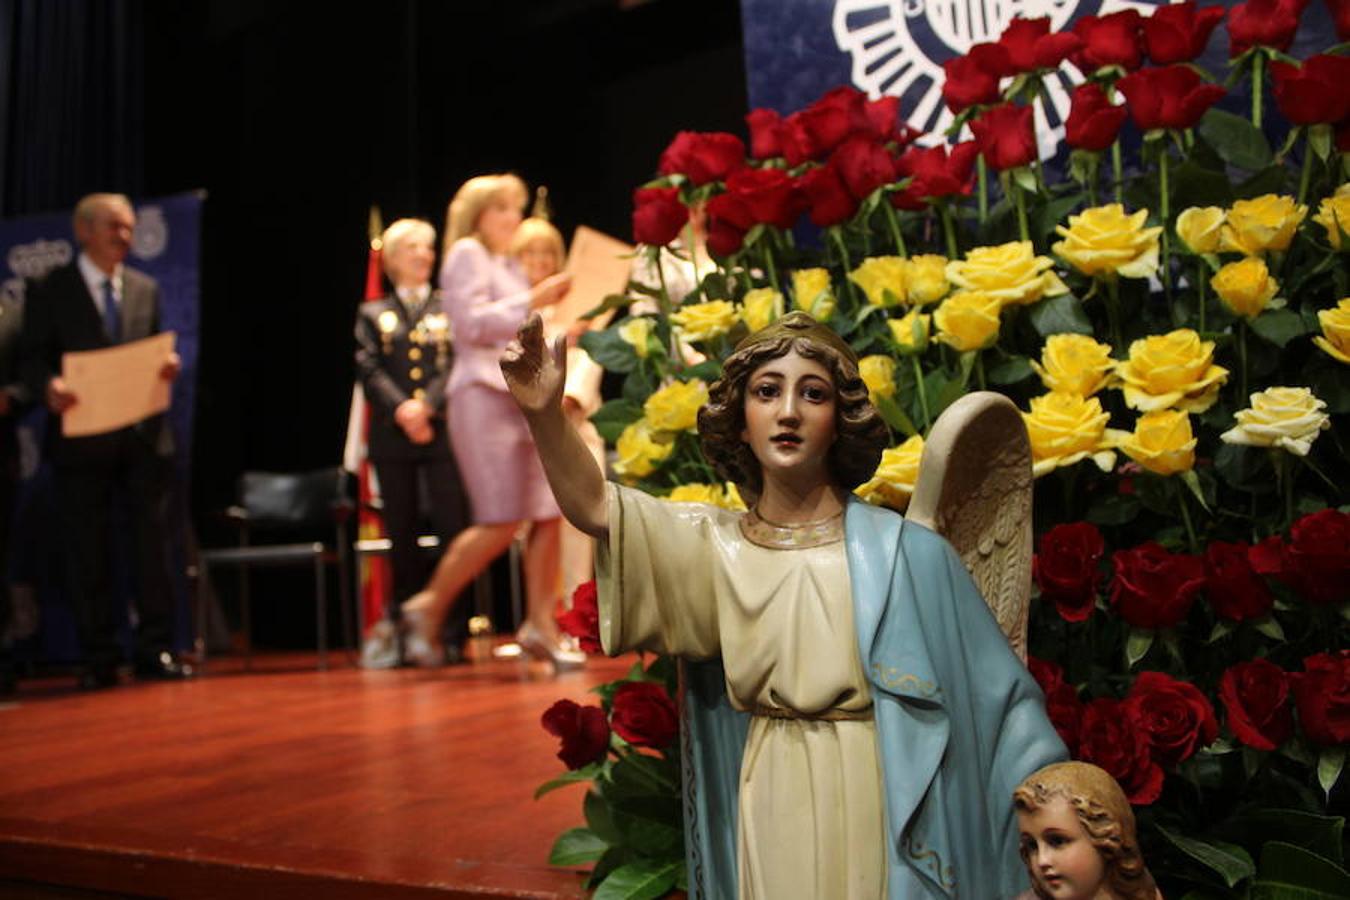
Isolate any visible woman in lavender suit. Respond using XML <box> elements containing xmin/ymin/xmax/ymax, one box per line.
<box><xmin>401</xmin><ymin>174</ymin><xmax>582</xmax><ymax>670</ymax></box>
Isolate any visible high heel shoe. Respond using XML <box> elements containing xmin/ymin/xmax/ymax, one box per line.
<box><xmin>516</xmin><ymin>621</ymin><xmax>586</xmax><ymax>673</ymax></box>
<box><xmin>400</xmin><ymin>600</ymin><xmax>443</xmax><ymax>668</ymax></box>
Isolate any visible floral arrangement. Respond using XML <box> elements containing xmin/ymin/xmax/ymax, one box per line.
<box><xmin>540</xmin><ymin>4</ymin><xmax>1349</xmax><ymax>897</ymax></box>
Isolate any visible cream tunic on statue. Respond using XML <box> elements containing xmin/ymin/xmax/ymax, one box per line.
<box><xmin>598</xmin><ymin>484</ymin><xmax>887</xmax><ymax>900</ymax></box>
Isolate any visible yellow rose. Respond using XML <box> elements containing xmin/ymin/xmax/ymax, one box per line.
<box><xmin>617</xmin><ymin>317</ymin><xmax>655</xmax><ymax>358</ymax></box>
<box><xmin>792</xmin><ymin>268</ymin><xmax>836</xmax><ymax>320</ymax></box>
<box><xmin>849</xmin><ymin>256</ymin><xmax>908</xmax><ymax>308</ymax></box>
<box><xmin>1312</xmin><ymin>185</ymin><xmax>1350</xmax><ymax>250</ymax></box>
<box><xmin>1022</xmin><ymin>392</ymin><xmax>1119</xmax><ymax>478</ymax></box>
<box><xmin>1052</xmin><ymin>204</ymin><xmax>1162</xmax><ymax>279</ymax></box>
<box><xmin>664</xmin><ymin>482</ymin><xmax>748</xmax><ymax>510</ymax></box>
<box><xmin>905</xmin><ymin>254</ymin><xmax>951</xmax><ymax>305</ymax></box>
<box><xmin>933</xmin><ymin>291</ymin><xmax>1002</xmax><ymax>352</ymax></box>
<box><xmin>723</xmin><ymin>482</ymin><xmax>747</xmax><ymax>511</ymax></box>
<box><xmin>1221</xmin><ymin>387</ymin><xmax>1330</xmax><ymax>457</ymax></box>
<box><xmin>1117</xmin><ymin>329</ymin><xmax>1229</xmax><ymax>413</ymax></box>
<box><xmin>854</xmin><ymin>435</ymin><xmax>924</xmax><ymax>511</ymax></box>
<box><xmin>1119</xmin><ymin>410</ymin><xmax>1196</xmax><ymax>476</ymax></box>
<box><xmin>643</xmin><ymin>379</ymin><xmax>708</xmax><ymax>432</ymax></box>
<box><xmin>1210</xmin><ymin>257</ymin><xmax>1279</xmax><ymax>320</ymax></box>
<box><xmin>1030</xmin><ymin>334</ymin><xmax>1116</xmax><ymax>396</ymax></box>
<box><xmin>887</xmin><ymin>308</ymin><xmax>932</xmax><ymax>353</ymax></box>
<box><xmin>1313</xmin><ymin>297</ymin><xmax>1350</xmax><ymax>364</ymax></box>
<box><xmin>670</xmin><ymin>300</ymin><xmax>738</xmax><ymax>342</ymax></box>
<box><xmin>613</xmin><ymin>419</ymin><xmax>674</xmax><ymax>479</ymax></box>
<box><xmin>1220</xmin><ymin>194</ymin><xmax>1307</xmax><ymax>255</ymax></box>
<box><xmin>945</xmin><ymin>241</ymin><xmax>1068</xmax><ymax>307</ymax></box>
<box><xmin>1175</xmin><ymin>206</ymin><xmax>1225</xmax><ymax>255</ymax></box>
<box><xmin>858</xmin><ymin>354</ymin><xmax>897</xmax><ymax>401</ymax></box>
<box><xmin>741</xmin><ymin>288</ymin><xmax>781</xmax><ymax>333</ymax></box>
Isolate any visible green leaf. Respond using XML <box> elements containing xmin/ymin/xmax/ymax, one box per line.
<box><xmin>1253</xmin><ymin>616</ymin><xmax>1286</xmax><ymax>642</ymax></box>
<box><xmin>1199</xmin><ymin>108</ymin><xmax>1273</xmax><ymax>171</ymax></box>
<box><xmin>1236</xmin><ymin>165</ymin><xmax>1290</xmax><ymax>200</ymax></box>
<box><xmin>585</xmin><ymin>789</ymin><xmax>623</xmax><ymax>844</ymax></box>
<box><xmin>1318</xmin><ymin>747</ymin><xmax>1346</xmax><ymax>801</ymax></box>
<box><xmin>1223</xmin><ymin>810</ymin><xmax>1345</xmax><ymax>866</ymax></box>
<box><xmin>1309</xmin><ymin>124</ymin><xmax>1334</xmax><ymax>161</ymax></box>
<box><xmin>592</xmin><ymin>859</ymin><xmax>682</xmax><ymax>900</ymax></box>
<box><xmin>1171</xmin><ymin>160</ymin><xmax>1235</xmax><ymax>210</ymax></box>
<box><xmin>582</xmin><ymin>293</ymin><xmax>638</xmax><ymax>320</ymax></box>
<box><xmin>591</xmin><ymin>399</ymin><xmax>644</xmax><ymax>444</ymax></box>
<box><xmin>1126</xmin><ymin>629</ymin><xmax>1154</xmax><ymax>668</ymax></box>
<box><xmin>1251</xmin><ymin>309</ymin><xmax>1306</xmax><ymax>348</ymax></box>
<box><xmin>535</xmin><ymin>761</ymin><xmax>605</xmax><ymax>799</ymax></box>
<box><xmin>1156</xmin><ymin>824</ymin><xmax>1256</xmax><ymax>888</ymax></box>
<box><xmin>1181</xmin><ymin>469</ymin><xmax>1211</xmax><ymax>512</ymax></box>
<box><xmin>549</xmin><ymin>827</ymin><xmax>609</xmax><ymax>866</ymax></box>
<box><xmin>1086</xmin><ymin>494</ymin><xmax>1141</xmax><ymax>527</ymax></box>
<box><xmin>1252</xmin><ymin>841</ymin><xmax>1350</xmax><ymax>899</ymax></box>
<box><xmin>874</xmin><ymin>393</ymin><xmax>918</xmax><ymax>438</ymax></box>
<box><xmin>1031</xmin><ymin>193</ymin><xmax>1085</xmax><ymax>246</ymax></box>
<box><xmin>580</xmin><ymin>329</ymin><xmax>638</xmax><ymax>373</ymax></box>
<box><xmin>1029</xmin><ymin>294</ymin><xmax>1094</xmax><ymax>337</ymax></box>
<box><xmin>1012</xmin><ymin>165</ymin><xmax>1039</xmax><ymax>195</ymax></box>
<box><xmin>988</xmin><ymin>355</ymin><xmax>1034</xmax><ymax>385</ymax></box>
<box><xmin>1311</xmin><ymin>364</ymin><xmax>1350</xmax><ymax>415</ymax></box>
<box><xmin>1207</xmin><ymin>620</ymin><xmax>1235</xmax><ymax>644</ymax></box>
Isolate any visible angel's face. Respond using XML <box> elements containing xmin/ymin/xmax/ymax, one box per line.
<box><xmin>740</xmin><ymin>349</ymin><xmax>837</xmax><ymax>487</ymax></box>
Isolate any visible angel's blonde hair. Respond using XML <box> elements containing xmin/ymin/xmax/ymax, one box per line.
<box><xmin>443</xmin><ymin>174</ymin><xmax>528</xmax><ymax>253</ymax></box>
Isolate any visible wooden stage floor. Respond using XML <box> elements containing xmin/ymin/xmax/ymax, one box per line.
<box><xmin>0</xmin><ymin>652</ymin><xmax>638</xmax><ymax>899</ymax></box>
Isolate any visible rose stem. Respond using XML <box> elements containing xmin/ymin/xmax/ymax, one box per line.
<box><xmin>1014</xmin><ymin>180</ymin><xmax>1030</xmax><ymax>244</ymax></box>
<box><xmin>1251</xmin><ymin>52</ymin><xmax>1264</xmax><ymax>131</ymax></box>
<box><xmin>883</xmin><ymin>201</ymin><xmax>908</xmax><ymax>257</ymax></box>
<box><xmin>1159</xmin><ymin>144</ymin><xmax>1172</xmax><ymax>299</ymax></box>
<box><xmin>940</xmin><ymin>203</ymin><xmax>960</xmax><ymax>259</ymax></box>
<box><xmin>1177</xmin><ymin>482</ymin><xmax>1199</xmax><ymax>554</ymax></box>
<box><xmin>1105</xmin><ymin>276</ymin><xmax>1124</xmax><ymax>353</ymax></box>
<box><xmin>1112</xmin><ymin>140</ymin><xmax>1124</xmax><ymax>205</ymax></box>
<box><xmin>1297</xmin><ymin>136</ymin><xmax>1313</xmax><ymax>207</ymax></box>
<box><xmin>910</xmin><ymin>353</ymin><xmax>931</xmax><ymax>432</ymax></box>
<box><xmin>1238</xmin><ymin>318</ymin><xmax>1249</xmax><ymax>401</ymax></box>
<box><xmin>977</xmin><ymin>157</ymin><xmax>989</xmax><ymax>226</ymax></box>
<box><xmin>831</xmin><ymin>228</ymin><xmax>860</xmax><ymax>308</ymax></box>
<box><xmin>1196</xmin><ymin>263</ymin><xmax>1207</xmax><ymax>333</ymax></box>
<box><xmin>762</xmin><ymin>240</ymin><xmax>781</xmax><ymax>295</ymax></box>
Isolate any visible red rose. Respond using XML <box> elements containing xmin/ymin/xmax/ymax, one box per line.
<box><xmin>1117</xmin><ymin>66</ymin><xmax>1226</xmax><ymax>132</ymax></box>
<box><xmin>1286</xmin><ymin>509</ymin><xmax>1350</xmax><ymax>605</ymax></box>
<box><xmin>1065</xmin><ymin>83</ymin><xmax>1128</xmax><ymax>152</ymax></box>
<box><xmin>705</xmin><ymin>191</ymin><xmax>755</xmax><ymax>256</ymax></box>
<box><xmin>745</xmin><ymin>108</ymin><xmax>783</xmax><ymax>159</ymax></box>
<box><xmin>1203</xmin><ymin>540</ymin><xmax>1274</xmax><ymax>622</ymax></box>
<box><xmin>631</xmin><ymin>187</ymin><xmax>688</xmax><ymax>247</ymax></box>
<box><xmin>1034</xmin><ymin>522</ymin><xmax>1105</xmax><ymax>623</ymax></box>
<box><xmin>1293</xmin><ymin>651</ymin><xmax>1350</xmax><ymax>747</ymax></box>
<box><xmin>1029</xmin><ymin>657</ymin><xmax>1085</xmax><ymax>754</ymax></box>
<box><xmin>830</xmin><ymin>136</ymin><xmax>896</xmax><ymax>201</ymax></box>
<box><xmin>797</xmin><ymin>164</ymin><xmax>858</xmax><ymax>227</ymax></box>
<box><xmin>942</xmin><ymin>53</ymin><xmax>1004</xmax><ymax>114</ymax></box>
<box><xmin>1124</xmin><ymin>670</ymin><xmax>1219</xmax><ymax>766</ymax></box>
<box><xmin>997</xmin><ymin>17</ymin><xmax>1083</xmax><ymax>73</ymax></box>
<box><xmin>1073</xmin><ymin>10</ymin><xmax>1144</xmax><ymax>72</ymax></box>
<box><xmin>970</xmin><ymin>103</ymin><xmax>1037</xmax><ymax>171</ymax></box>
<box><xmin>1227</xmin><ymin>0</ymin><xmax>1309</xmax><ymax>57</ymax></box>
<box><xmin>658</xmin><ymin>131</ymin><xmax>746</xmax><ymax>185</ymax></box>
<box><xmin>541</xmin><ymin>699</ymin><xmax>610</xmax><ymax>769</ymax></box>
<box><xmin>777</xmin><ymin>111</ymin><xmax>819</xmax><ymax>167</ymax></box>
<box><xmin>1142</xmin><ymin>3</ymin><xmax>1226</xmax><ymax>65</ymax></box>
<box><xmin>1329</xmin><ymin>0</ymin><xmax>1350</xmax><ymax>40</ymax></box>
<box><xmin>1109</xmin><ymin>542</ymin><xmax>1205</xmax><ymax>630</ymax></box>
<box><xmin>610</xmin><ymin>681</ymin><xmax>679</xmax><ymax>749</ymax></box>
<box><xmin>892</xmin><ymin>142</ymin><xmax>979</xmax><ymax>209</ymax></box>
<box><xmin>725</xmin><ymin>167</ymin><xmax>804</xmax><ymax>229</ymax></box>
<box><xmin>1077</xmin><ymin>698</ymin><xmax>1165</xmax><ymax>804</ymax></box>
<box><xmin>556</xmin><ymin>579</ymin><xmax>602</xmax><ymax>655</ymax></box>
<box><xmin>799</xmin><ymin>86</ymin><xmax>870</xmax><ymax>157</ymax></box>
<box><xmin>1219</xmin><ymin>659</ymin><xmax>1294</xmax><ymax>751</ymax></box>
<box><xmin>864</xmin><ymin>96</ymin><xmax>901</xmax><ymax>141</ymax></box>
<box><xmin>1272</xmin><ymin>56</ymin><xmax>1350</xmax><ymax>126</ymax></box>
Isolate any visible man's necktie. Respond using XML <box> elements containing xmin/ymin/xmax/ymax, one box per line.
<box><xmin>102</xmin><ymin>278</ymin><xmax>120</xmax><ymax>342</ymax></box>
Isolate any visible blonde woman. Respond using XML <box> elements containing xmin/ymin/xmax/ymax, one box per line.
<box><xmin>402</xmin><ymin>175</ymin><xmax>580</xmax><ymax>670</ymax></box>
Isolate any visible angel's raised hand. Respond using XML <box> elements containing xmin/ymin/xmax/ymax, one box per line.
<box><xmin>501</xmin><ymin>313</ymin><xmax>566</xmax><ymax>414</ymax></box>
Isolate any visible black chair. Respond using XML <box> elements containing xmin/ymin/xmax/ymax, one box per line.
<box><xmin>196</xmin><ymin>467</ymin><xmax>354</xmax><ymax>671</ymax></box>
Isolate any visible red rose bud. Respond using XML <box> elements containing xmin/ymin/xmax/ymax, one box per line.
<box><xmin>1029</xmin><ymin>657</ymin><xmax>1086</xmax><ymax>754</ymax></box>
<box><xmin>631</xmin><ymin>187</ymin><xmax>688</xmax><ymax>247</ymax></box>
<box><xmin>1293</xmin><ymin>651</ymin><xmax>1350</xmax><ymax>747</ymax></box>
<box><xmin>942</xmin><ymin>52</ymin><xmax>1004</xmax><ymax>113</ymax></box>
<box><xmin>778</xmin><ymin>111</ymin><xmax>819</xmax><ymax>167</ymax></box>
<box><xmin>864</xmin><ymin>95</ymin><xmax>901</xmax><ymax>141</ymax></box>
<box><xmin>745</xmin><ymin>108</ymin><xmax>783</xmax><ymax>159</ymax></box>
<box><xmin>1124</xmin><ymin>670</ymin><xmax>1219</xmax><ymax>766</ymax></box>
<box><xmin>970</xmin><ymin>103</ymin><xmax>1038</xmax><ymax>171</ymax></box>
<box><xmin>726</xmin><ymin>166</ymin><xmax>805</xmax><ymax>229</ymax></box>
<box><xmin>798</xmin><ymin>164</ymin><xmax>859</xmax><ymax>227</ymax></box>
<box><xmin>1034</xmin><ymin>522</ymin><xmax>1106</xmax><ymax>623</ymax></box>
<box><xmin>800</xmin><ymin>85</ymin><xmax>871</xmax><ymax>156</ymax></box>
<box><xmin>705</xmin><ymin>191</ymin><xmax>755</xmax><ymax>256</ymax></box>
<box><xmin>1329</xmin><ymin>0</ymin><xmax>1350</xmax><ymax>40</ymax></box>
<box><xmin>1271</xmin><ymin>55</ymin><xmax>1350</xmax><ymax>126</ymax></box>
<box><xmin>1142</xmin><ymin>3</ymin><xmax>1226</xmax><ymax>64</ymax></box>
<box><xmin>658</xmin><ymin>131</ymin><xmax>746</xmax><ymax>185</ymax></box>
<box><xmin>998</xmin><ymin>16</ymin><xmax>1083</xmax><ymax>73</ymax></box>
<box><xmin>1072</xmin><ymin>10</ymin><xmax>1144</xmax><ymax>72</ymax></box>
<box><xmin>830</xmin><ymin>135</ymin><xmax>897</xmax><ymax>201</ymax></box>
<box><xmin>541</xmin><ymin>699</ymin><xmax>610</xmax><ymax>769</ymax></box>
<box><xmin>556</xmin><ymin>579</ymin><xmax>602</xmax><ymax>655</ymax></box>
<box><xmin>1284</xmin><ymin>508</ymin><xmax>1350</xmax><ymax>605</ymax></box>
<box><xmin>1203</xmin><ymin>540</ymin><xmax>1274</xmax><ymax>622</ymax></box>
<box><xmin>892</xmin><ymin>141</ymin><xmax>980</xmax><ymax>209</ymax></box>
<box><xmin>609</xmin><ymin>681</ymin><xmax>679</xmax><ymax>749</ymax></box>
<box><xmin>1219</xmin><ymin>659</ymin><xmax>1294</xmax><ymax>751</ymax></box>
<box><xmin>1117</xmin><ymin>65</ymin><xmax>1226</xmax><ymax>131</ymax></box>
<box><xmin>1227</xmin><ymin>0</ymin><xmax>1310</xmax><ymax>57</ymax></box>
<box><xmin>1065</xmin><ymin>83</ymin><xmax>1128</xmax><ymax>151</ymax></box>
<box><xmin>1077</xmin><ymin>698</ymin><xmax>1165</xmax><ymax>805</ymax></box>
<box><xmin>1109</xmin><ymin>541</ymin><xmax>1205</xmax><ymax>630</ymax></box>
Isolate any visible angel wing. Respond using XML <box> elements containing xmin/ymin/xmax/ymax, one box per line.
<box><xmin>905</xmin><ymin>392</ymin><xmax>1033</xmax><ymax>661</ymax></box>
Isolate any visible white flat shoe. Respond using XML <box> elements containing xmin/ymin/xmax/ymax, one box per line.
<box><xmin>401</xmin><ymin>604</ymin><xmax>443</xmax><ymax>668</ymax></box>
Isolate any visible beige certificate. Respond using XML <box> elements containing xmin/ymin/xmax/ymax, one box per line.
<box><xmin>555</xmin><ymin>225</ymin><xmax>633</xmax><ymax>329</ymax></box>
<box><xmin>62</xmin><ymin>332</ymin><xmax>176</xmax><ymax>437</ymax></box>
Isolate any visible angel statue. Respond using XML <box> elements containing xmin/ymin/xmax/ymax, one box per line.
<box><xmin>501</xmin><ymin>310</ymin><xmax>1067</xmax><ymax>900</ymax></box>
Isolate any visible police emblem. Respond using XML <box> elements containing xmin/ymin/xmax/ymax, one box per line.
<box><xmin>131</xmin><ymin>205</ymin><xmax>169</xmax><ymax>260</ymax></box>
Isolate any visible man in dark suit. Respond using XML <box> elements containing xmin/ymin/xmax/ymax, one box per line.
<box><xmin>19</xmin><ymin>193</ymin><xmax>186</xmax><ymax>688</ymax></box>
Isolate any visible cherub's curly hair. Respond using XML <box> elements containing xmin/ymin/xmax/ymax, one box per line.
<box><xmin>697</xmin><ymin>329</ymin><xmax>888</xmax><ymax>502</ymax></box>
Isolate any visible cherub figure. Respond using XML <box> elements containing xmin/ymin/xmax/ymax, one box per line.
<box><xmin>1014</xmin><ymin>762</ymin><xmax>1163</xmax><ymax>900</ymax></box>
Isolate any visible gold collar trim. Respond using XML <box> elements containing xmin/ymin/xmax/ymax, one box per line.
<box><xmin>739</xmin><ymin>505</ymin><xmax>844</xmax><ymax>549</ymax></box>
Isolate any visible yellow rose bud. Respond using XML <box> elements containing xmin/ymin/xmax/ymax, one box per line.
<box><xmin>1175</xmin><ymin>206</ymin><xmax>1225</xmax><ymax>255</ymax></box>
<box><xmin>933</xmin><ymin>291</ymin><xmax>1002</xmax><ymax>352</ymax></box>
<box><xmin>665</xmin><ymin>483</ymin><xmax>743</xmax><ymax>508</ymax></box>
<box><xmin>1210</xmin><ymin>257</ymin><xmax>1279</xmax><ymax>320</ymax></box>
<box><xmin>613</xmin><ymin>419</ymin><xmax>674</xmax><ymax>479</ymax></box>
<box><xmin>617</xmin><ymin>317</ymin><xmax>655</xmax><ymax>358</ymax></box>
<box><xmin>741</xmin><ymin>288</ymin><xmax>781</xmax><ymax>333</ymax></box>
<box><xmin>945</xmin><ymin>241</ymin><xmax>1067</xmax><ymax>307</ymax></box>
<box><xmin>1221</xmin><ymin>387</ymin><xmax>1330</xmax><ymax>457</ymax></box>
<box><xmin>1030</xmin><ymin>334</ymin><xmax>1116</xmax><ymax>396</ymax></box>
<box><xmin>792</xmin><ymin>268</ymin><xmax>836</xmax><ymax>320</ymax></box>
<box><xmin>1117</xmin><ymin>329</ymin><xmax>1229</xmax><ymax>413</ymax></box>
<box><xmin>905</xmin><ymin>254</ymin><xmax>951</xmax><ymax>306</ymax></box>
<box><xmin>858</xmin><ymin>354</ymin><xmax>897</xmax><ymax>401</ymax></box>
<box><xmin>643</xmin><ymin>379</ymin><xmax>708</xmax><ymax>432</ymax></box>
<box><xmin>1052</xmin><ymin>204</ymin><xmax>1162</xmax><ymax>279</ymax></box>
<box><xmin>669</xmin><ymin>300</ymin><xmax>739</xmax><ymax>342</ymax></box>
<box><xmin>1312</xmin><ymin>185</ymin><xmax>1350</xmax><ymax>251</ymax></box>
<box><xmin>887</xmin><ymin>308</ymin><xmax>932</xmax><ymax>353</ymax></box>
<box><xmin>1220</xmin><ymin>194</ymin><xmax>1308</xmax><ymax>256</ymax></box>
<box><xmin>1312</xmin><ymin>297</ymin><xmax>1350</xmax><ymax>365</ymax></box>
<box><xmin>849</xmin><ymin>256</ymin><xmax>908</xmax><ymax>308</ymax></box>
<box><xmin>1022</xmin><ymin>392</ymin><xmax>1118</xmax><ymax>478</ymax></box>
<box><xmin>854</xmin><ymin>434</ymin><xmax>924</xmax><ymax>511</ymax></box>
<box><xmin>1119</xmin><ymin>410</ymin><xmax>1196</xmax><ymax>476</ymax></box>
